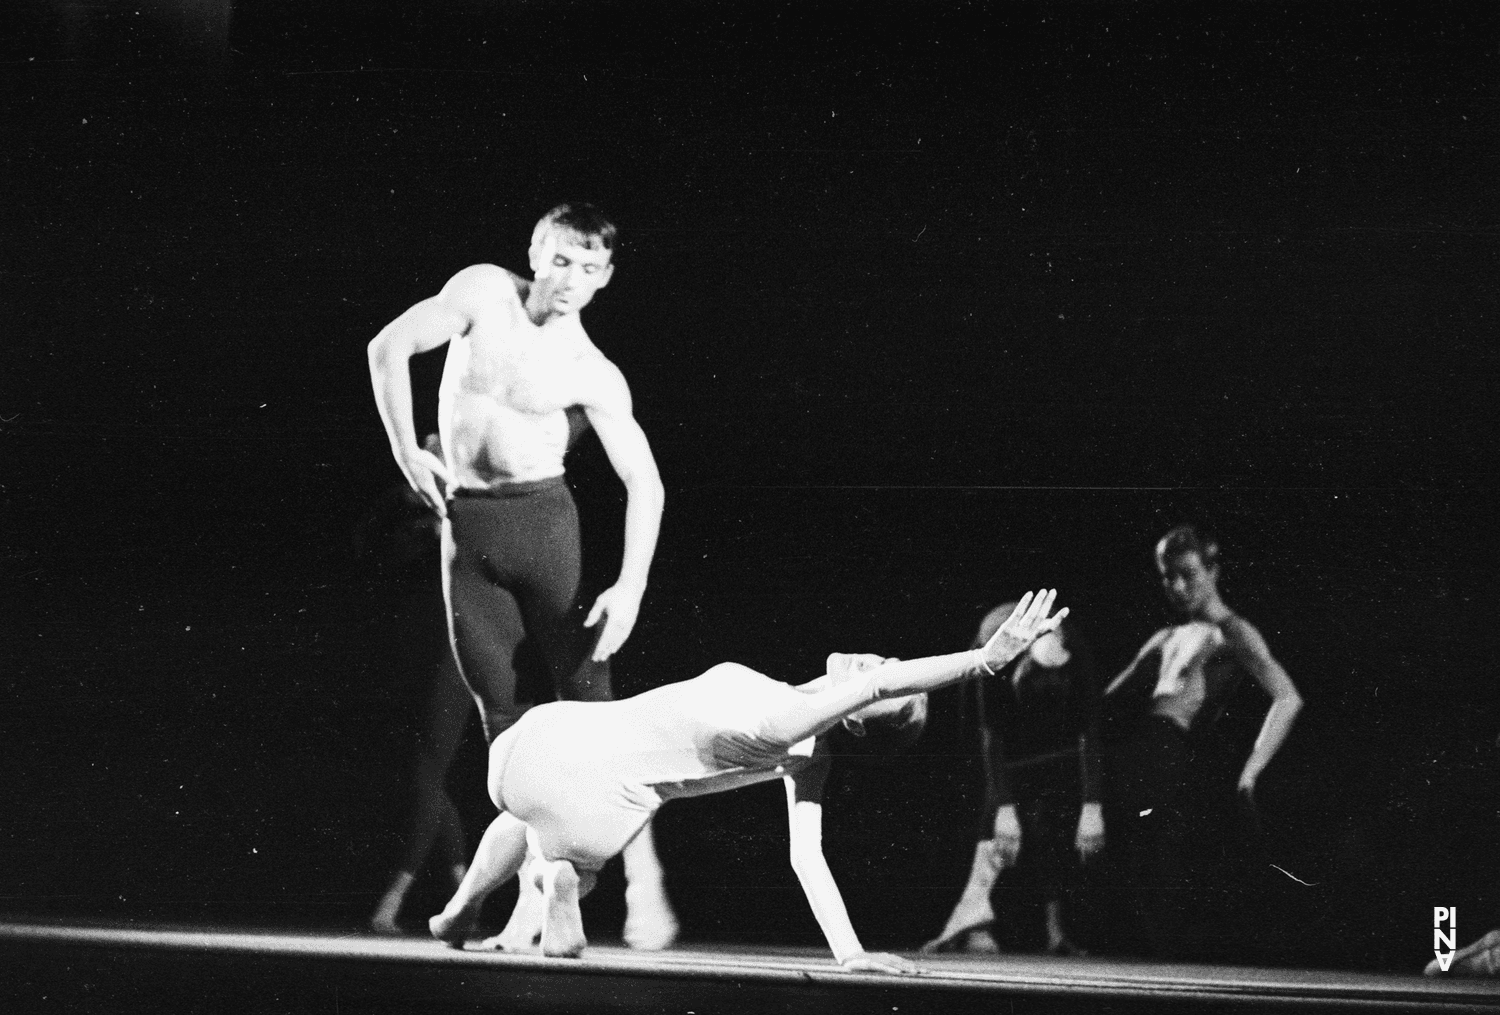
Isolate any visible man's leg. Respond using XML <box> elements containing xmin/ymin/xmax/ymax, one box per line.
<box><xmin>430</xmin><ymin>811</ymin><xmax>530</xmax><ymax>945</ymax></box>
<box><xmin>1113</xmin><ymin>717</ymin><xmax>1191</xmax><ymax>958</ymax></box>
<box><xmin>443</xmin><ymin>501</ymin><xmax>531</xmax><ymax>742</ymax></box>
<box><xmin>371</xmin><ymin>651</ymin><xmax>474</xmax><ymax>934</ymax></box>
<box><xmin>621</xmin><ymin>819</ymin><xmax>678</xmax><ymax>950</ymax></box>
<box><xmin>922</xmin><ymin>839</ymin><xmax>1002</xmax><ymax>952</ymax></box>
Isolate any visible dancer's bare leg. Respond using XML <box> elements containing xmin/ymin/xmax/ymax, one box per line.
<box><xmin>535</xmin><ymin>857</ymin><xmax>590</xmax><ymax>958</ymax></box>
<box><xmin>429</xmin><ymin>811</ymin><xmax>529</xmax><ymax>945</ymax></box>
<box><xmin>921</xmin><ymin>840</ymin><xmax>1001</xmax><ymax>953</ymax></box>
<box><xmin>1044</xmin><ymin>898</ymin><xmax>1086</xmax><ymax>956</ymax></box>
<box><xmin>488</xmin><ymin>838</ymin><xmax>546</xmax><ymax>950</ymax></box>
<box><xmin>622</xmin><ymin>818</ymin><xmax>678</xmax><ymax>950</ymax></box>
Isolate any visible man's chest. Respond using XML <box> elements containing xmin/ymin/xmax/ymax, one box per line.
<box><xmin>455</xmin><ymin>326</ymin><xmax>587</xmax><ymax>414</ymax></box>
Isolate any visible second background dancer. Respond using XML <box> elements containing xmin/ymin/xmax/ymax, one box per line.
<box><xmin>924</xmin><ymin>602</ymin><xmax>1106</xmax><ymax>955</ymax></box>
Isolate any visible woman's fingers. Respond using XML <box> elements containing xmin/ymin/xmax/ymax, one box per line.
<box><xmin>1005</xmin><ymin>591</ymin><xmax>1034</xmax><ymax>627</ymax></box>
<box><xmin>1009</xmin><ymin>589</ymin><xmax>1057</xmax><ymax>633</ymax></box>
<box><xmin>1026</xmin><ymin>589</ymin><xmax>1054</xmax><ymax>627</ymax></box>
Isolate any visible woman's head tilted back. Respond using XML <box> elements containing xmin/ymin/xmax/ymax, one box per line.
<box><xmin>825</xmin><ymin>652</ymin><xmax>930</xmax><ymax>751</ymax></box>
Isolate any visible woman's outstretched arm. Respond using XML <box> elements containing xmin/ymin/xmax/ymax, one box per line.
<box><xmin>759</xmin><ymin>591</ymin><xmax>1066</xmax><ymax>748</ymax></box>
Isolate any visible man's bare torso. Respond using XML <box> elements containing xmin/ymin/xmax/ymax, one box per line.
<box><xmin>1150</xmin><ymin>620</ymin><xmax>1229</xmax><ymax>730</ymax></box>
<box><xmin>438</xmin><ymin>267</ymin><xmax>603</xmax><ymax>489</ymax></box>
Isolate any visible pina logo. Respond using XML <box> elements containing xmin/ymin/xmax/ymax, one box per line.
<box><xmin>1433</xmin><ymin>907</ymin><xmax>1457</xmax><ymax>972</ymax></box>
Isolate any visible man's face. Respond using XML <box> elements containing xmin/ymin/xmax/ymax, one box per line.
<box><xmin>1158</xmin><ymin>550</ymin><xmax>1218</xmax><ymax>614</ymax></box>
<box><xmin>528</xmin><ymin>230</ymin><xmax>614</xmax><ymax>316</ymax></box>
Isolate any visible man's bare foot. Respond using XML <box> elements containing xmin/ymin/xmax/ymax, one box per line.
<box><xmin>539</xmin><ymin>860</ymin><xmax>587</xmax><ymax>958</ymax></box>
<box><xmin>1426</xmin><ymin>929</ymin><xmax>1500</xmax><ymax>977</ymax></box>
<box><xmin>369</xmin><ymin>872</ymin><xmax>414</xmax><ymax>936</ymax></box>
<box><xmin>920</xmin><ymin>919</ymin><xmax>992</xmax><ymax>955</ymax></box>
<box><xmin>623</xmin><ymin>881</ymin><xmax>679</xmax><ymax>951</ymax></box>
<box><xmin>963</xmin><ymin>928</ymin><xmax>1001</xmax><ymax>954</ymax></box>
<box><xmin>1045</xmin><ymin>935</ymin><xmax>1088</xmax><ymax>957</ymax></box>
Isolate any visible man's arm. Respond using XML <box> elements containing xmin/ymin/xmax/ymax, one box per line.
<box><xmin>367</xmin><ymin>269</ymin><xmax>488</xmax><ymax>512</ymax></box>
<box><xmin>784</xmin><ymin>759</ymin><xmax>915</xmax><ymax>974</ymax></box>
<box><xmin>578</xmin><ymin>361</ymin><xmax>665</xmax><ymax>660</ymax></box>
<box><xmin>1103</xmin><ymin>628</ymin><xmax>1169</xmax><ymax>699</ymax></box>
<box><xmin>1222</xmin><ymin>616</ymin><xmax>1303</xmax><ymax>796</ymax></box>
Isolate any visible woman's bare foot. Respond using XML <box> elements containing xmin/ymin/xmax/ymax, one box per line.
<box><xmin>486</xmin><ymin>857</ymin><xmax>545</xmax><ymax>951</ymax></box>
<box><xmin>539</xmin><ymin>860</ymin><xmax>587</xmax><ymax>958</ymax></box>
<box><xmin>623</xmin><ymin>879</ymin><xmax>679</xmax><ymax>951</ymax></box>
<box><xmin>428</xmin><ymin>901</ymin><xmax>480</xmax><ymax>948</ymax></box>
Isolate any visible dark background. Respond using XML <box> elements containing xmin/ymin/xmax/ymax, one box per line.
<box><xmin>3</xmin><ymin>0</ymin><xmax>1496</xmax><ymax>977</ymax></box>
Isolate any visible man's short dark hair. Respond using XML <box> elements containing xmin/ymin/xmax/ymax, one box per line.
<box><xmin>1156</xmin><ymin>524</ymin><xmax>1221</xmax><ymax>569</ymax></box>
<box><xmin>531</xmin><ymin>202</ymin><xmax>617</xmax><ymax>253</ymax></box>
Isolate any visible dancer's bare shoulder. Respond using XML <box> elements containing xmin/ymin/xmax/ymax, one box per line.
<box><xmin>568</xmin><ymin>342</ymin><xmax>633</xmax><ymax>417</ymax></box>
<box><xmin>1217</xmin><ymin>613</ymin><xmax>1272</xmax><ymax>664</ymax></box>
<box><xmin>437</xmin><ymin>264</ymin><xmax>528</xmax><ymax>318</ymax></box>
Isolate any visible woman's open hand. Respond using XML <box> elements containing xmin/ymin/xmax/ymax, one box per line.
<box><xmin>980</xmin><ymin>589</ymin><xmax>1068</xmax><ymax>674</ymax></box>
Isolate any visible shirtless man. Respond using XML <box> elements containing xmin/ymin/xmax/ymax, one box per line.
<box><xmin>367</xmin><ymin>203</ymin><xmax>675</xmax><ymax>948</ymax></box>
<box><xmin>1104</xmin><ymin>525</ymin><xmax>1303</xmax><ymax>956</ymax></box>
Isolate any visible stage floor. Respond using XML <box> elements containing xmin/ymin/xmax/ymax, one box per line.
<box><xmin>4</xmin><ymin>917</ymin><xmax>1498</xmax><ymax>1014</ymax></box>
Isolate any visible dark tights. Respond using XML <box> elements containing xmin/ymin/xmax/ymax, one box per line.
<box><xmin>1110</xmin><ymin>714</ymin><xmax>1193</xmax><ymax>957</ymax></box>
<box><xmin>442</xmin><ymin>478</ymin><xmax>612</xmax><ymax>743</ymax></box>
<box><xmin>396</xmin><ymin>649</ymin><xmax>473</xmax><ymax>877</ymax></box>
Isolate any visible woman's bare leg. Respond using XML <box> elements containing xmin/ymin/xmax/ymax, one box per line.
<box><xmin>429</xmin><ymin>811</ymin><xmax>529</xmax><ymax>945</ymax></box>
<box><xmin>536</xmin><ymin>857</ymin><xmax>589</xmax><ymax>958</ymax></box>
<box><xmin>921</xmin><ymin>840</ymin><xmax>1001</xmax><ymax>953</ymax></box>
<box><xmin>489</xmin><ymin>839</ymin><xmax>546</xmax><ymax>950</ymax></box>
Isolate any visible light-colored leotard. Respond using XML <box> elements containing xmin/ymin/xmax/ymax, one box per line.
<box><xmin>487</xmin><ymin>662</ymin><xmax>876</xmax><ymax>867</ymax></box>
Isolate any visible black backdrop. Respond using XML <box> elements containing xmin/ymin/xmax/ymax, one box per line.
<box><xmin>3</xmin><ymin>0</ymin><xmax>1497</xmax><ymax>975</ymax></box>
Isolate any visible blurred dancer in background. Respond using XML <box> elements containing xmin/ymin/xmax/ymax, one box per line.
<box><xmin>362</xmin><ymin>436</ymin><xmax>477</xmax><ymax>934</ymax></box>
<box><xmin>1103</xmin><ymin>525</ymin><xmax>1302</xmax><ymax>957</ymax></box>
<box><xmin>924</xmin><ymin>602</ymin><xmax>1104</xmax><ymax>955</ymax></box>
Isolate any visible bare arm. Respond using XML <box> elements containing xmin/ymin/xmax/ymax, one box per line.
<box><xmin>759</xmin><ymin>591</ymin><xmax>1066</xmax><ymax>748</ymax></box>
<box><xmin>1103</xmin><ymin>627</ymin><xmax>1170</xmax><ymax>699</ymax></box>
<box><xmin>578</xmin><ymin>363</ymin><xmax>665</xmax><ymax>660</ymax></box>
<box><xmin>1222</xmin><ymin>616</ymin><xmax>1303</xmax><ymax>794</ymax></box>
<box><xmin>366</xmin><ymin>269</ymin><xmax>491</xmax><ymax>512</ymax></box>
<box><xmin>784</xmin><ymin>761</ymin><xmax>915</xmax><ymax>974</ymax></box>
